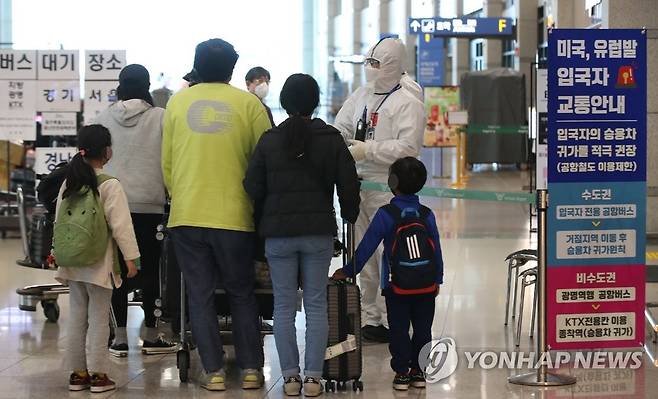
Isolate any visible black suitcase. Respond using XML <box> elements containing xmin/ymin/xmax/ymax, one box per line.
<box><xmin>323</xmin><ymin>223</ymin><xmax>364</xmax><ymax>392</ymax></box>
<box><xmin>29</xmin><ymin>208</ymin><xmax>53</xmax><ymax>268</ymax></box>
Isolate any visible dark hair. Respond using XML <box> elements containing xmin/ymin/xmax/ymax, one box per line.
<box><xmin>117</xmin><ymin>64</ymin><xmax>154</xmax><ymax>106</ymax></box>
<box><xmin>278</xmin><ymin>74</ymin><xmax>320</xmax><ymax>159</ymax></box>
<box><xmin>245</xmin><ymin>66</ymin><xmax>270</xmax><ymax>83</ymax></box>
<box><xmin>193</xmin><ymin>38</ymin><xmax>239</xmax><ymax>83</ymax></box>
<box><xmin>62</xmin><ymin>125</ymin><xmax>112</xmax><ymax>199</ymax></box>
<box><xmin>388</xmin><ymin>157</ymin><xmax>427</xmax><ymax>195</ymax></box>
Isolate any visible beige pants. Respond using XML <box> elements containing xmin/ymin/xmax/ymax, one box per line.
<box><xmin>67</xmin><ymin>280</ymin><xmax>112</xmax><ymax>373</ymax></box>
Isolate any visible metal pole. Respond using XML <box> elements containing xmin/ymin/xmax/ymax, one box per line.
<box><xmin>509</xmin><ymin>189</ymin><xmax>577</xmax><ymax>387</ymax></box>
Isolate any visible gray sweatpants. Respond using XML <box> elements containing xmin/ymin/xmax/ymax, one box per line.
<box><xmin>67</xmin><ymin>281</ymin><xmax>113</xmax><ymax>373</ymax></box>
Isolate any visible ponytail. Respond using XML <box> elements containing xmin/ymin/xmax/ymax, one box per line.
<box><xmin>282</xmin><ymin>115</ymin><xmax>310</xmax><ymax>160</ymax></box>
<box><xmin>62</xmin><ymin>124</ymin><xmax>113</xmax><ymax>199</ymax></box>
<box><xmin>62</xmin><ymin>152</ymin><xmax>99</xmax><ymax>198</ymax></box>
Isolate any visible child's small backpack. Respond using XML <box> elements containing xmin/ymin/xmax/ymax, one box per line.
<box><xmin>52</xmin><ymin>175</ymin><xmax>115</xmax><ymax>267</ymax></box>
<box><xmin>383</xmin><ymin>204</ymin><xmax>437</xmax><ymax>295</ymax></box>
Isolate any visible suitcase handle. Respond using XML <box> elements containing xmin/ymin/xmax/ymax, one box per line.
<box><xmin>345</xmin><ymin>222</ymin><xmax>357</xmax><ymax>282</ymax></box>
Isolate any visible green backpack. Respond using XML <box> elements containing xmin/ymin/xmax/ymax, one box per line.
<box><xmin>53</xmin><ymin>174</ymin><xmax>115</xmax><ymax>268</ymax></box>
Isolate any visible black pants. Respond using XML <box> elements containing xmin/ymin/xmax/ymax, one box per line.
<box><xmin>385</xmin><ymin>290</ymin><xmax>436</xmax><ymax>374</ymax></box>
<box><xmin>111</xmin><ymin>213</ymin><xmax>163</xmax><ymax>329</ymax></box>
<box><xmin>171</xmin><ymin>226</ymin><xmax>264</xmax><ymax>372</ymax></box>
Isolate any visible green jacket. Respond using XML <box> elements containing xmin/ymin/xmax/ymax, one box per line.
<box><xmin>162</xmin><ymin>83</ymin><xmax>272</xmax><ymax>231</ymax></box>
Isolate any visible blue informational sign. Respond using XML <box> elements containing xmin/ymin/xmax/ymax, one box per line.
<box><xmin>380</xmin><ymin>33</ymin><xmax>399</xmax><ymax>40</ymax></box>
<box><xmin>547</xmin><ymin>29</ymin><xmax>647</xmax><ymax>350</ymax></box>
<box><xmin>408</xmin><ymin>17</ymin><xmax>513</xmax><ymax>37</ymax></box>
<box><xmin>417</xmin><ymin>35</ymin><xmax>444</xmax><ymax>87</ymax></box>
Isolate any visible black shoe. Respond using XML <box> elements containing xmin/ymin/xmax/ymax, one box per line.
<box><xmin>141</xmin><ymin>336</ymin><xmax>178</xmax><ymax>355</ymax></box>
<box><xmin>109</xmin><ymin>343</ymin><xmax>128</xmax><ymax>358</ymax></box>
<box><xmin>362</xmin><ymin>325</ymin><xmax>389</xmax><ymax>343</ymax></box>
<box><xmin>393</xmin><ymin>373</ymin><xmax>411</xmax><ymax>391</ymax></box>
<box><xmin>409</xmin><ymin>369</ymin><xmax>426</xmax><ymax>388</ymax></box>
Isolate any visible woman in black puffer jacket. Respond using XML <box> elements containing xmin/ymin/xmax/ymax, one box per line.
<box><xmin>244</xmin><ymin>73</ymin><xmax>360</xmax><ymax>396</ymax></box>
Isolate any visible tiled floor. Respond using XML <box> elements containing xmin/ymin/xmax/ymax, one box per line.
<box><xmin>0</xmin><ymin>161</ymin><xmax>657</xmax><ymax>398</ymax></box>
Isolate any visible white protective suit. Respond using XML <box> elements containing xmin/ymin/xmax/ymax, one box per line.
<box><xmin>401</xmin><ymin>73</ymin><xmax>423</xmax><ymax>102</ymax></box>
<box><xmin>334</xmin><ymin>38</ymin><xmax>425</xmax><ymax>329</ymax></box>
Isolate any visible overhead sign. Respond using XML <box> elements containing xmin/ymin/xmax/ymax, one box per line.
<box><xmin>0</xmin><ymin>50</ymin><xmax>37</xmax><ymax>80</ymax></box>
<box><xmin>37</xmin><ymin>80</ymin><xmax>81</xmax><ymax>112</ymax></box>
<box><xmin>37</xmin><ymin>50</ymin><xmax>79</xmax><ymax>80</ymax></box>
<box><xmin>41</xmin><ymin>112</ymin><xmax>77</xmax><ymax>136</ymax></box>
<box><xmin>85</xmin><ymin>50</ymin><xmax>126</xmax><ymax>81</ymax></box>
<box><xmin>417</xmin><ymin>34</ymin><xmax>444</xmax><ymax>87</ymax></box>
<box><xmin>408</xmin><ymin>17</ymin><xmax>514</xmax><ymax>37</ymax></box>
<box><xmin>35</xmin><ymin>147</ymin><xmax>77</xmax><ymax>175</ymax></box>
<box><xmin>83</xmin><ymin>80</ymin><xmax>118</xmax><ymax>123</ymax></box>
<box><xmin>547</xmin><ymin>29</ymin><xmax>646</xmax><ymax>350</ymax></box>
<box><xmin>0</xmin><ymin>80</ymin><xmax>37</xmax><ymax>141</ymax></box>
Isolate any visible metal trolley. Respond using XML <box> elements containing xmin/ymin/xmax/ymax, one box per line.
<box><xmin>14</xmin><ymin>186</ymin><xmax>67</xmax><ymax>322</ymax></box>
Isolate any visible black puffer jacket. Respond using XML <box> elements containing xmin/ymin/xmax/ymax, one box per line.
<box><xmin>244</xmin><ymin>118</ymin><xmax>360</xmax><ymax>237</ymax></box>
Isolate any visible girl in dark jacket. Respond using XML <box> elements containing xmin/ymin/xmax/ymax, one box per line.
<box><xmin>244</xmin><ymin>74</ymin><xmax>360</xmax><ymax>397</ymax></box>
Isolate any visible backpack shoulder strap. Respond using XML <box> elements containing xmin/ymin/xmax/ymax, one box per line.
<box><xmin>97</xmin><ymin>174</ymin><xmax>117</xmax><ymax>185</ymax></box>
<box><xmin>381</xmin><ymin>203</ymin><xmax>402</xmax><ymax>224</ymax></box>
<box><xmin>418</xmin><ymin>205</ymin><xmax>432</xmax><ymax>221</ymax></box>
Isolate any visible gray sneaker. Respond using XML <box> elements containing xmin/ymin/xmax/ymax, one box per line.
<box><xmin>303</xmin><ymin>377</ymin><xmax>323</xmax><ymax>397</ymax></box>
<box><xmin>284</xmin><ymin>375</ymin><xmax>302</xmax><ymax>396</ymax></box>
<box><xmin>200</xmin><ymin>369</ymin><xmax>226</xmax><ymax>391</ymax></box>
<box><xmin>242</xmin><ymin>368</ymin><xmax>264</xmax><ymax>389</ymax></box>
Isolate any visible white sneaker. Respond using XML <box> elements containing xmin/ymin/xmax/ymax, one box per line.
<box><xmin>242</xmin><ymin>368</ymin><xmax>264</xmax><ymax>389</ymax></box>
<box><xmin>303</xmin><ymin>377</ymin><xmax>323</xmax><ymax>397</ymax></box>
<box><xmin>284</xmin><ymin>375</ymin><xmax>302</xmax><ymax>396</ymax></box>
<box><xmin>200</xmin><ymin>369</ymin><xmax>226</xmax><ymax>391</ymax></box>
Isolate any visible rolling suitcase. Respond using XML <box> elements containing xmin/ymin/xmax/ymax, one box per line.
<box><xmin>323</xmin><ymin>223</ymin><xmax>364</xmax><ymax>392</ymax></box>
<box><xmin>29</xmin><ymin>208</ymin><xmax>54</xmax><ymax>268</ymax></box>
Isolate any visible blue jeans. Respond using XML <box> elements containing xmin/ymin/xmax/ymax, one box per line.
<box><xmin>171</xmin><ymin>227</ymin><xmax>264</xmax><ymax>373</ymax></box>
<box><xmin>266</xmin><ymin>235</ymin><xmax>333</xmax><ymax>379</ymax></box>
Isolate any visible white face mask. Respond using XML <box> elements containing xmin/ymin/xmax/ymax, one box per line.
<box><xmin>254</xmin><ymin>82</ymin><xmax>269</xmax><ymax>99</ymax></box>
<box><xmin>364</xmin><ymin>65</ymin><xmax>380</xmax><ymax>89</ymax></box>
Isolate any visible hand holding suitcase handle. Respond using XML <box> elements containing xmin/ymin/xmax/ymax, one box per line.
<box><xmin>330</xmin><ymin>223</ymin><xmax>356</xmax><ymax>283</ymax></box>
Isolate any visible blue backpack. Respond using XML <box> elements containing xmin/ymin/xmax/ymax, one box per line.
<box><xmin>383</xmin><ymin>204</ymin><xmax>437</xmax><ymax>295</ymax></box>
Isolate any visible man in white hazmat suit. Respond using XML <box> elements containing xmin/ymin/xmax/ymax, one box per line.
<box><xmin>334</xmin><ymin>37</ymin><xmax>425</xmax><ymax>343</ymax></box>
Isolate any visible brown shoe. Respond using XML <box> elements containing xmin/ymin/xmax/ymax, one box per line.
<box><xmin>69</xmin><ymin>371</ymin><xmax>90</xmax><ymax>391</ymax></box>
<box><xmin>90</xmin><ymin>373</ymin><xmax>116</xmax><ymax>393</ymax></box>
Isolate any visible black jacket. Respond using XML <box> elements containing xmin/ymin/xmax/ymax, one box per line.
<box><xmin>244</xmin><ymin>118</ymin><xmax>360</xmax><ymax>238</ymax></box>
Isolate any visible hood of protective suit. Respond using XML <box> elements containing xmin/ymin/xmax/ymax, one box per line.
<box><xmin>108</xmin><ymin>99</ymin><xmax>152</xmax><ymax>127</ymax></box>
<box><xmin>365</xmin><ymin>38</ymin><xmax>405</xmax><ymax>93</ymax></box>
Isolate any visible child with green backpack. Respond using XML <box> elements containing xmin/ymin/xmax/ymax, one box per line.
<box><xmin>52</xmin><ymin>125</ymin><xmax>140</xmax><ymax>393</ymax></box>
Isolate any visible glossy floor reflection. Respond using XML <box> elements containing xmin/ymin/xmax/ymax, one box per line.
<box><xmin>0</xmin><ymin>164</ymin><xmax>657</xmax><ymax>398</ymax></box>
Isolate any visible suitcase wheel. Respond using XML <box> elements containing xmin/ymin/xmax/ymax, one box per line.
<box><xmin>353</xmin><ymin>380</ymin><xmax>364</xmax><ymax>391</ymax></box>
<box><xmin>177</xmin><ymin>347</ymin><xmax>190</xmax><ymax>382</ymax></box>
<box><xmin>326</xmin><ymin>380</ymin><xmax>336</xmax><ymax>392</ymax></box>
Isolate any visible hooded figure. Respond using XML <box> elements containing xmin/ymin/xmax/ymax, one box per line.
<box><xmin>93</xmin><ymin>64</ymin><xmax>176</xmax><ymax>356</ymax></box>
<box><xmin>334</xmin><ymin>38</ymin><xmax>425</xmax><ymax>342</ymax></box>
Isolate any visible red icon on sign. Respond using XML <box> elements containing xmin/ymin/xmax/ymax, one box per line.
<box><xmin>615</xmin><ymin>66</ymin><xmax>636</xmax><ymax>88</ymax></box>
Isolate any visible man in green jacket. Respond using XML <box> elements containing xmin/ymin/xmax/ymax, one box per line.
<box><xmin>162</xmin><ymin>38</ymin><xmax>272</xmax><ymax>391</ymax></box>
